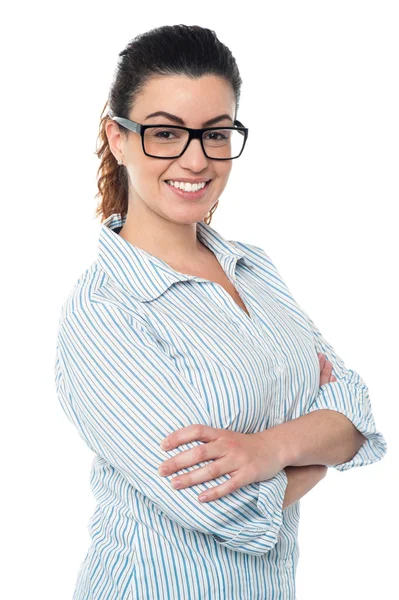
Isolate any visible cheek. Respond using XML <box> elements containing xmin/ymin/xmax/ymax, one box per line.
<box><xmin>216</xmin><ymin>162</ymin><xmax>232</xmax><ymax>180</ymax></box>
<box><xmin>213</xmin><ymin>166</ymin><xmax>232</xmax><ymax>191</ymax></box>
<box><xmin>129</xmin><ymin>157</ymin><xmax>164</xmax><ymax>188</ymax></box>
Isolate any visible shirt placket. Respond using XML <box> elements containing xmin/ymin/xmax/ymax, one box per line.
<box><xmin>229</xmin><ymin>257</ymin><xmax>289</xmax><ymax>426</ymax></box>
<box><xmin>196</xmin><ymin>256</ymin><xmax>288</xmax><ymax>383</ymax></box>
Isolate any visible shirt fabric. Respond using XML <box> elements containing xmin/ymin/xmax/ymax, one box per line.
<box><xmin>54</xmin><ymin>212</ymin><xmax>387</xmax><ymax>600</ymax></box>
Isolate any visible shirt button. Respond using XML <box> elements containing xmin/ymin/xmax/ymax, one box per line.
<box><xmin>275</xmin><ymin>416</ymin><xmax>284</xmax><ymax>425</ymax></box>
<box><xmin>285</xmin><ymin>558</ymin><xmax>293</xmax><ymax>568</ymax></box>
<box><xmin>276</xmin><ymin>364</ymin><xmax>285</xmax><ymax>373</ymax></box>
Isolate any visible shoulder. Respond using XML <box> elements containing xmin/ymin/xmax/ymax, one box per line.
<box><xmin>56</xmin><ymin>260</ymin><xmax>150</xmax><ymax>335</ymax></box>
<box><xmin>57</xmin><ymin>261</ymin><xmax>105</xmax><ymax>324</ymax></box>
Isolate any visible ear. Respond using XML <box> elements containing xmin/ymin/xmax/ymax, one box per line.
<box><xmin>105</xmin><ymin>118</ymin><xmax>125</xmax><ymax>161</ymax></box>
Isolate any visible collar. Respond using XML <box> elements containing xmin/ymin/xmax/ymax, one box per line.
<box><xmin>97</xmin><ymin>213</ymin><xmax>253</xmax><ymax>302</ymax></box>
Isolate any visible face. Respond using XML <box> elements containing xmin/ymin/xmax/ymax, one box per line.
<box><xmin>106</xmin><ymin>74</ymin><xmax>236</xmax><ymax>225</ymax></box>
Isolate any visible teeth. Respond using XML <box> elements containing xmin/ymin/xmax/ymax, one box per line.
<box><xmin>166</xmin><ymin>180</ymin><xmax>207</xmax><ymax>192</ymax></box>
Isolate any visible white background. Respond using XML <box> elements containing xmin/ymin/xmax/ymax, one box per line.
<box><xmin>1</xmin><ymin>1</ymin><xmax>397</xmax><ymax>598</ymax></box>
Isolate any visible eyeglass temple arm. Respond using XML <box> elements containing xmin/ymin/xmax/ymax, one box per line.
<box><xmin>112</xmin><ymin>115</ymin><xmax>245</xmax><ymax>132</ymax></box>
<box><xmin>110</xmin><ymin>116</ymin><xmax>141</xmax><ymax>134</ymax></box>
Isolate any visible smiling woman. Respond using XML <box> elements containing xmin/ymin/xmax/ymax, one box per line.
<box><xmin>54</xmin><ymin>22</ymin><xmax>387</xmax><ymax>600</ymax></box>
<box><xmin>104</xmin><ymin>73</ymin><xmax>238</xmax><ymax>232</ymax></box>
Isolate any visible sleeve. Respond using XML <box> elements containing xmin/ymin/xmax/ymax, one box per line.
<box><xmin>244</xmin><ymin>243</ymin><xmax>388</xmax><ymax>472</ymax></box>
<box><xmin>299</xmin><ymin>311</ymin><xmax>388</xmax><ymax>471</ymax></box>
<box><xmin>54</xmin><ymin>301</ymin><xmax>288</xmax><ymax>557</ymax></box>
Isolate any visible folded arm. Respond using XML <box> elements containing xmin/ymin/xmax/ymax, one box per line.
<box><xmin>244</xmin><ymin>243</ymin><xmax>388</xmax><ymax>472</ymax></box>
<box><xmin>55</xmin><ymin>301</ymin><xmax>288</xmax><ymax>556</ymax></box>
<box><xmin>269</xmin><ymin>409</ymin><xmax>369</xmax><ymax>470</ymax></box>
<box><xmin>283</xmin><ymin>465</ymin><xmax>327</xmax><ymax>509</ymax></box>
<box><xmin>289</xmin><ymin>311</ymin><xmax>388</xmax><ymax>470</ymax></box>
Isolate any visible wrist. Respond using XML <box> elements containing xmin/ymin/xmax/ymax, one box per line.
<box><xmin>261</xmin><ymin>423</ymin><xmax>297</xmax><ymax>470</ymax></box>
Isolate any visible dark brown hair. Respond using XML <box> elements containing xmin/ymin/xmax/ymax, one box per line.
<box><xmin>94</xmin><ymin>24</ymin><xmax>243</xmax><ymax>225</ymax></box>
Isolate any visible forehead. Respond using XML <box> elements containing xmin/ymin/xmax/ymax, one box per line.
<box><xmin>132</xmin><ymin>74</ymin><xmax>235</xmax><ymax>121</ymax></box>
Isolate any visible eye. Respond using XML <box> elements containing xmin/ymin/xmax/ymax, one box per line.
<box><xmin>204</xmin><ymin>131</ymin><xmax>229</xmax><ymax>141</ymax></box>
<box><xmin>154</xmin><ymin>130</ymin><xmax>176</xmax><ymax>140</ymax></box>
<box><xmin>147</xmin><ymin>128</ymin><xmax>184</xmax><ymax>141</ymax></box>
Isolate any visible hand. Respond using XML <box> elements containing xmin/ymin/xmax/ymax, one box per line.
<box><xmin>158</xmin><ymin>352</ymin><xmax>336</xmax><ymax>503</ymax></box>
<box><xmin>318</xmin><ymin>352</ymin><xmax>337</xmax><ymax>384</ymax></box>
<box><xmin>158</xmin><ymin>424</ymin><xmax>286</xmax><ymax>503</ymax></box>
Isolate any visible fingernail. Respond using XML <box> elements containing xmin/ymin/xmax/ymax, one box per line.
<box><xmin>160</xmin><ymin>440</ymin><xmax>170</xmax><ymax>450</ymax></box>
<box><xmin>198</xmin><ymin>494</ymin><xmax>208</xmax><ymax>502</ymax></box>
<box><xmin>171</xmin><ymin>479</ymin><xmax>181</xmax><ymax>489</ymax></box>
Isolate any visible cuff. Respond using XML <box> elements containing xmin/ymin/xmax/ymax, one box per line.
<box><xmin>305</xmin><ymin>381</ymin><xmax>388</xmax><ymax>471</ymax></box>
<box><xmin>212</xmin><ymin>469</ymin><xmax>288</xmax><ymax>555</ymax></box>
<box><xmin>257</xmin><ymin>467</ymin><xmax>288</xmax><ymax>526</ymax></box>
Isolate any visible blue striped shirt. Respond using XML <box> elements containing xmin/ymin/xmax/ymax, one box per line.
<box><xmin>54</xmin><ymin>213</ymin><xmax>387</xmax><ymax>599</ymax></box>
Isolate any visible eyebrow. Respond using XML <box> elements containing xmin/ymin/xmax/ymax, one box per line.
<box><xmin>144</xmin><ymin>111</ymin><xmax>234</xmax><ymax>127</ymax></box>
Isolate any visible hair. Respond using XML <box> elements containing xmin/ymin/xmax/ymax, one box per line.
<box><xmin>94</xmin><ymin>24</ymin><xmax>243</xmax><ymax>225</ymax></box>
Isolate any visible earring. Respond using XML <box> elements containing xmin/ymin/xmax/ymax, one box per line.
<box><xmin>117</xmin><ymin>157</ymin><xmax>123</xmax><ymax>165</ymax></box>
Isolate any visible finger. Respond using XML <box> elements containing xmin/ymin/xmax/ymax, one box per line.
<box><xmin>169</xmin><ymin>457</ymin><xmax>234</xmax><ymax>491</ymax></box>
<box><xmin>198</xmin><ymin>473</ymin><xmax>245</xmax><ymax>503</ymax></box>
<box><xmin>318</xmin><ymin>353</ymin><xmax>326</xmax><ymax>373</ymax></box>
<box><xmin>159</xmin><ymin>441</ymin><xmax>215</xmax><ymax>476</ymax></box>
<box><xmin>320</xmin><ymin>359</ymin><xmax>334</xmax><ymax>386</ymax></box>
<box><xmin>318</xmin><ymin>353</ymin><xmax>332</xmax><ymax>372</ymax></box>
<box><xmin>160</xmin><ymin>424</ymin><xmax>217</xmax><ymax>451</ymax></box>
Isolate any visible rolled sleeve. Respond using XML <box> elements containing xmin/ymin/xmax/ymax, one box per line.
<box><xmin>243</xmin><ymin>243</ymin><xmax>388</xmax><ymax>473</ymax></box>
<box><xmin>54</xmin><ymin>301</ymin><xmax>288</xmax><ymax>556</ymax></box>
<box><xmin>302</xmin><ymin>314</ymin><xmax>388</xmax><ymax>471</ymax></box>
<box><xmin>212</xmin><ymin>469</ymin><xmax>288</xmax><ymax>553</ymax></box>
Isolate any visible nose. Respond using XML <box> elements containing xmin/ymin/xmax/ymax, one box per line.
<box><xmin>178</xmin><ymin>137</ymin><xmax>209</xmax><ymax>170</ymax></box>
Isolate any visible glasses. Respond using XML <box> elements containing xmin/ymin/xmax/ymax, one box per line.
<box><xmin>109</xmin><ymin>114</ymin><xmax>249</xmax><ymax>160</ymax></box>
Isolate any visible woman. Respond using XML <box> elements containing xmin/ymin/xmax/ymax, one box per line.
<box><xmin>54</xmin><ymin>24</ymin><xmax>387</xmax><ymax>599</ymax></box>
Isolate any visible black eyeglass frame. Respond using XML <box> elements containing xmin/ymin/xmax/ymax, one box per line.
<box><xmin>109</xmin><ymin>115</ymin><xmax>249</xmax><ymax>160</ymax></box>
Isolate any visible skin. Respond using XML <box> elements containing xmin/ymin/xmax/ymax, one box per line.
<box><xmin>106</xmin><ymin>74</ymin><xmax>236</xmax><ymax>271</ymax></box>
<box><xmin>106</xmin><ymin>75</ymin><xmax>337</xmax><ymax>504</ymax></box>
<box><xmin>282</xmin><ymin>464</ymin><xmax>327</xmax><ymax>509</ymax></box>
<box><xmin>282</xmin><ymin>353</ymin><xmax>333</xmax><ymax>508</ymax></box>
<box><xmin>158</xmin><ymin>353</ymin><xmax>335</xmax><ymax>505</ymax></box>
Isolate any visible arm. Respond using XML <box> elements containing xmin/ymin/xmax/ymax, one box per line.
<box><xmin>267</xmin><ymin>409</ymin><xmax>369</xmax><ymax>470</ymax></box>
<box><xmin>55</xmin><ymin>301</ymin><xmax>288</xmax><ymax>557</ymax></box>
<box><xmin>282</xmin><ymin>465</ymin><xmax>327</xmax><ymax>509</ymax></box>
<box><xmin>245</xmin><ymin>244</ymin><xmax>388</xmax><ymax>472</ymax></box>
<box><xmin>288</xmin><ymin>311</ymin><xmax>388</xmax><ymax>470</ymax></box>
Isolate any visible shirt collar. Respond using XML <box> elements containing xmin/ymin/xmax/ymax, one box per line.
<box><xmin>97</xmin><ymin>213</ymin><xmax>253</xmax><ymax>302</ymax></box>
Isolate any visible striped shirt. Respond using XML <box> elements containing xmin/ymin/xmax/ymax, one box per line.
<box><xmin>54</xmin><ymin>212</ymin><xmax>387</xmax><ymax>600</ymax></box>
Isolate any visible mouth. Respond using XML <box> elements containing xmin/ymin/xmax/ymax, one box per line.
<box><xmin>163</xmin><ymin>179</ymin><xmax>212</xmax><ymax>200</ymax></box>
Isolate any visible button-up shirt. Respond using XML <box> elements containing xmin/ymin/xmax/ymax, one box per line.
<box><xmin>54</xmin><ymin>213</ymin><xmax>387</xmax><ymax>599</ymax></box>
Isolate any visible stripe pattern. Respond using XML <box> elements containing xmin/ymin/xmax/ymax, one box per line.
<box><xmin>54</xmin><ymin>213</ymin><xmax>387</xmax><ymax>599</ymax></box>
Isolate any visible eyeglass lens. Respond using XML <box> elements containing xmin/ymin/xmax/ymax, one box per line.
<box><xmin>143</xmin><ymin>127</ymin><xmax>245</xmax><ymax>159</ymax></box>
